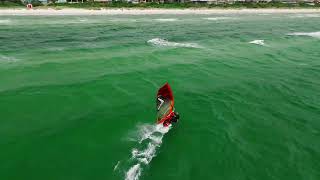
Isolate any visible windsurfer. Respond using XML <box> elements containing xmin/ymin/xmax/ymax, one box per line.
<box><xmin>156</xmin><ymin>83</ymin><xmax>180</xmax><ymax>126</ymax></box>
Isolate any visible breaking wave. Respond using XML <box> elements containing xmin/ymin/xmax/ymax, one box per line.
<box><xmin>287</xmin><ymin>31</ymin><xmax>320</xmax><ymax>39</ymax></box>
<box><xmin>203</xmin><ymin>17</ymin><xmax>234</xmax><ymax>21</ymax></box>
<box><xmin>78</xmin><ymin>18</ymin><xmax>88</xmax><ymax>22</ymax></box>
<box><xmin>290</xmin><ymin>14</ymin><xmax>320</xmax><ymax>18</ymax></box>
<box><xmin>0</xmin><ymin>19</ymin><xmax>11</xmax><ymax>24</ymax></box>
<box><xmin>147</xmin><ymin>38</ymin><xmax>202</xmax><ymax>48</ymax></box>
<box><xmin>0</xmin><ymin>55</ymin><xmax>19</xmax><ymax>63</ymax></box>
<box><xmin>109</xmin><ymin>18</ymin><xmax>137</xmax><ymax>22</ymax></box>
<box><xmin>119</xmin><ymin>124</ymin><xmax>171</xmax><ymax>180</ymax></box>
<box><xmin>154</xmin><ymin>18</ymin><xmax>178</xmax><ymax>22</ymax></box>
<box><xmin>249</xmin><ymin>39</ymin><xmax>265</xmax><ymax>46</ymax></box>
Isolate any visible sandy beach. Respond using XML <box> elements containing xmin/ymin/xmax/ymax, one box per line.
<box><xmin>0</xmin><ymin>8</ymin><xmax>320</xmax><ymax>15</ymax></box>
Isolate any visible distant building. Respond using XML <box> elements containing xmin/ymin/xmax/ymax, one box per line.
<box><xmin>57</xmin><ymin>0</ymin><xmax>67</xmax><ymax>3</ymax></box>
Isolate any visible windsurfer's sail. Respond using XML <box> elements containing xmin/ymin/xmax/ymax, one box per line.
<box><xmin>156</xmin><ymin>83</ymin><xmax>174</xmax><ymax>124</ymax></box>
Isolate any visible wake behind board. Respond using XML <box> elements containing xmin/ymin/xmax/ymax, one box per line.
<box><xmin>156</xmin><ymin>83</ymin><xmax>179</xmax><ymax>126</ymax></box>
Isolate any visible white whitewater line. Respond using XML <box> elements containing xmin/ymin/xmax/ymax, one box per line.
<box><xmin>79</xmin><ymin>18</ymin><xmax>88</xmax><ymax>22</ymax></box>
<box><xmin>124</xmin><ymin>124</ymin><xmax>171</xmax><ymax>180</ymax></box>
<box><xmin>147</xmin><ymin>38</ymin><xmax>202</xmax><ymax>48</ymax></box>
<box><xmin>109</xmin><ymin>18</ymin><xmax>137</xmax><ymax>22</ymax></box>
<box><xmin>290</xmin><ymin>14</ymin><xmax>320</xmax><ymax>18</ymax></box>
<box><xmin>0</xmin><ymin>19</ymin><xmax>11</xmax><ymax>24</ymax></box>
<box><xmin>287</xmin><ymin>31</ymin><xmax>320</xmax><ymax>39</ymax></box>
<box><xmin>2</xmin><ymin>9</ymin><xmax>320</xmax><ymax>16</ymax></box>
<box><xmin>203</xmin><ymin>17</ymin><xmax>234</xmax><ymax>21</ymax></box>
<box><xmin>155</xmin><ymin>18</ymin><xmax>178</xmax><ymax>22</ymax></box>
<box><xmin>0</xmin><ymin>55</ymin><xmax>19</xmax><ymax>63</ymax></box>
<box><xmin>249</xmin><ymin>39</ymin><xmax>265</xmax><ymax>46</ymax></box>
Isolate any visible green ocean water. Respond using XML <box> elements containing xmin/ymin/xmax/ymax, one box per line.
<box><xmin>1</xmin><ymin>13</ymin><xmax>320</xmax><ymax>180</ymax></box>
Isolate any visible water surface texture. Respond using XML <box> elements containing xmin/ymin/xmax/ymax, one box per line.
<box><xmin>1</xmin><ymin>14</ymin><xmax>320</xmax><ymax>180</ymax></box>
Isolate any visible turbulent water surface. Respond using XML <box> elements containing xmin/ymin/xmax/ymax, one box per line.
<box><xmin>0</xmin><ymin>14</ymin><xmax>320</xmax><ymax>180</ymax></box>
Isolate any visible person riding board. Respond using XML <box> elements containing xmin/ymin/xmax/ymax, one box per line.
<box><xmin>157</xmin><ymin>95</ymin><xmax>179</xmax><ymax>126</ymax></box>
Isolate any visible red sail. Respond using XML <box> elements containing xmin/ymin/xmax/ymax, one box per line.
<box><xmin>156</xmin><ymin>83</ymin><xmax>174</xmax><ymax>124</ymax></box>
<box><xmin>157</xmin><ymin>83</ymin><xmax>174</xmax><ymax>105</ymax></box>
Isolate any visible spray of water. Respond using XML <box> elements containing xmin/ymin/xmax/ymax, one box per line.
<box><xmin>117</xmin><ymin>123</ymin><xmax>171</xmax><ymax>180</ymax></box>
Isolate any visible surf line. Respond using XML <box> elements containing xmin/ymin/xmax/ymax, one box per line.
<box><xmin>123</xmin><ymin>124</ymin><xmax>171</xmax><ymax>180</ymax></box>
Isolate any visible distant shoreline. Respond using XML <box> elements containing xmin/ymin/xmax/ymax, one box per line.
<box><xmin>1</xmin><ymin>8</ymin><xmax>320</xmax><ymax>15</ymax></box>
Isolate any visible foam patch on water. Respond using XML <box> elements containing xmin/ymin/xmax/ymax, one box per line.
<box><xmin>148</xmin><ymin>38</ymin><xmax>201</xmax><ymax>48</ymax></box>
<box><xmin>249</xmin><ymin>40</ymin><xmax>265</xmax><ymax>46</ymax></box>
<box><xmin>287</xmin><ymin>31</ymin><xmax>320</xmax><ymax>39</ymax></box>
<box><xmin>122</xmin><ymin>124</ymin><xmax>171</xmax><ymax>180</ymax></box>
<box><xmin>154</xmin><ymin>18</ymin><xmax>178</xmax><ymax>22</ymax></box>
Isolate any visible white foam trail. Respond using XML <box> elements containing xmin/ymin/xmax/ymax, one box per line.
<box><xmin>132</xmin><ymin>143</ymin><xmax>157</xmax><ymax>165</ymax></box>
<box><xmin>288</xmin><ymin>31</ymin><xmax>320</xmax><ymax>39</ymax></box>
<box><xmin>249</xmin><ymin>39</ymin><xmax>265</xmax><ymax>46</ymax></box>
<box><xmin>124</xmin><ymin>124</ymin><xmax>171</xmax><ymax>180</ymax></box>
<box><xmin>137</xmin><ymin>124</ymin><xmax>155</xmax><ymax>143</ymax></box>
<box><xmin>137</xmin><ymin>124</ymin><xmax>171</xmax><ymax>143</ymax></box>
<box><xmin>155</xmin><ymin>18</ymin><xmax>178</xmax><ymax>22</ymax></box>
<box><xmin>147</xmin><ymin>38</ymin><xmax>201</xmax><ymax>48</ymax></box>
<box><xmin>149</xmin><ymin>135</ymin><xmax>163</xmax><ymax>144</ymax></box>
<box><xmin>125</xmin><ymin>164</ymin><xmax>141</xmax><ymax>180</ymax></box>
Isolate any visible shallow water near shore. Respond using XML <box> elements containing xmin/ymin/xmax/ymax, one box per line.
<box><xmin>0</xmin><ymin>14</ymin><xmax>320</xmax><ymax>180</ymax></box>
